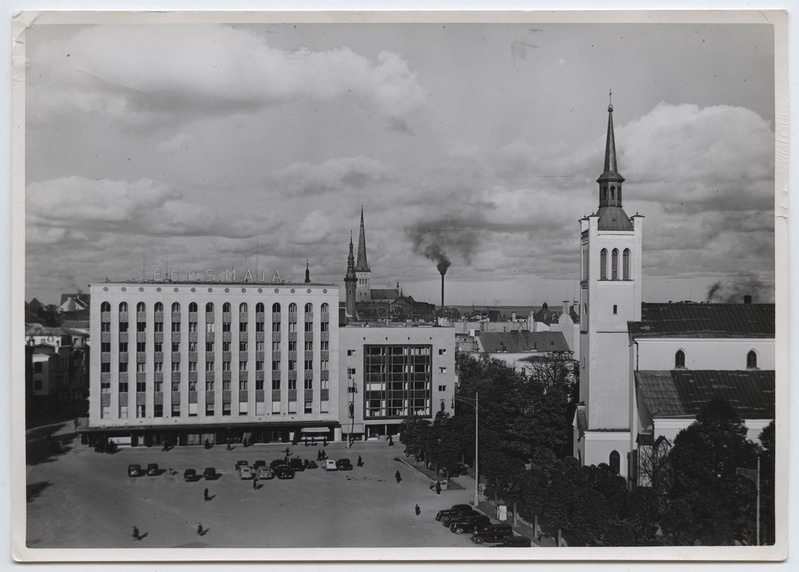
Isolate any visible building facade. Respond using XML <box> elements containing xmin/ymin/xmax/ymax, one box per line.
<box><xmin>88</xmin><ymin>281</ymin><xmax>340</xmax><ymax>444</ymax></box>
<box><xmin>338</xmin><ymin>325</ymin><xmax>456</xmax><ymax>440</ymax></box>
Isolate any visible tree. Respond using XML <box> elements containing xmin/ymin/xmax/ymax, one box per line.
<box><xmin>429</xmin><ymin>411</ymin><xmax>460</xmax><ymax>476</ymax></box>
<box><xmin>399</xmin><ymin>417</ymin><xmax>431</xmax><ymax>461</ymax></box>
<box><xmin>758</xmin><ymin>421</ymin><xmax>775</xmax><ymax>545</ymax></box>
<box><xmin>637</xmin><ymin>435</ymin><xmax>672</xmax><ymax>496</ymax></box>
<box><xmin>667</xmin><ymin>398</ymin><xmax>758</xmax><ymax>545</ymax></box>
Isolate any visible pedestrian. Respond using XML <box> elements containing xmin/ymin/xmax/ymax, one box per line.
<box><xmin>226</xmin><ymin>439</ymin><xmax>232</xmax><ymax>451</ymax></box>
<box><xmin>252</xmin><ymin>477</ymin><xmax>258</xmax><ymax>490</ymax></box>
<box><xmin>197</xmin><ymin>523</ymin><xmax>203</xmax><ymax>535</ymax></box>
<box><xmin>388</xmin><ymin>435</ymin><xmax>394</xmax><ymax>446</ymax></box>
<box><xmin>435</xmin><ymin>481</ymin><xmax>441</xmax><ymax>495</ymax></box>
<box><xmin>415</xmin><ymin>504</ymin><xmax>421</xmax><ymax>516</ymax></box>
<box><xmin>395</xmin><ymin>470</ymin><xmax>402</xmax><ymax>484</ymax></box>
<box><xmin>132</xmin><ymin>526</ymin><xmax>141</xmax><ymax>540</ymax></box>
<box><xmin>285</xmin><ymin>446</ymin><xmax>290</xmax><ymax>456</ymax></box>
<box><xmin>323</xmin><ymin>437</ymin><xmax>327</xmax><ymax>447</ymax></box>
<box><xmin>203</xmin><ymin>487</ymin><xmax>210</xmax><ymax>502</ymax></box>
<box><xmin>357</xmin><ymin>455</ymin><xmax>363</xmax><ymax>467</ymax></box>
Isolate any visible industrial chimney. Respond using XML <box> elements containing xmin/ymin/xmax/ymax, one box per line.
<box><xmin>744</xmin><ymin>295</ymin><xmax>752</xmax><ymax>304</ymax></box>
<box><xmin>440</xmin><ymin>272</ymin><xmax>445</xmax><ymax>309</ymax></box>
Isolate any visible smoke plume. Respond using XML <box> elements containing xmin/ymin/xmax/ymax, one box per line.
<box><xmin>705</xmin><ymin>274</ymin><xmax>773</xmax><ymax>303</ymax></box>
<box><xmin>406</xmin><ymin>217</ymin><xmax>479</xmax><ymax>275</ymax></box>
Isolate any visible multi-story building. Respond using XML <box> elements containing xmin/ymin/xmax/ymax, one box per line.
<box><xmin>339</xmin><ymin>324</ymin><xmax>455</xmax><ymax>440</ymax></box>
<box><xmin>86</xmin><ymin>280</ymin><xmax>457</xmax><ymax>446</ymax></box>
<box><xmin>88</xmin><ymin>280</ymin><xmax>340</xmax><ymax>446</ymax></box>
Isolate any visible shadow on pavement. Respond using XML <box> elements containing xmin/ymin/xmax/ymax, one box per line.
<box><xmin>26</xmin><ymin>433</ymin><xmax>75</xmax><ymax>467</ymax></box>
<box><xmin>27</xmin><ymin>481</ymin><xmax>51</xmax><ymax>503</ymax></box>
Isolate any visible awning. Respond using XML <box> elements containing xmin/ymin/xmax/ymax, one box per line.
<box><xmin>301</xmin><ymin>427</ymin><xmax>332</xmax><ymax>434</ymax></box>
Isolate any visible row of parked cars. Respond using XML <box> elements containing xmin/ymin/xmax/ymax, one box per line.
<box><xmin>435</xmin><ymin>504</ymin><xmax>532</xmax><ymax>547</ymax></box>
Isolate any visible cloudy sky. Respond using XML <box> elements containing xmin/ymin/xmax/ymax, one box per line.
<box><xmin>24</xmin><ymin>20</ymin><xmax>776</xmax><ymax>306</ymax></box>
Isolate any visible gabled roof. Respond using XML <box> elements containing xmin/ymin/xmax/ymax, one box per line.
<box><xmin>59</xmin><ymin>293</ymin><xmax>90</xmax><ymax>307</ymax></box>
<box><xmin>478</xmin><ymin>331</ymin><xmax>570</xmax><ymax>354</ymax></box>
<box><xmin>636</xmin><ymin>370</ymin><xmax>775</xmax><ymax>420</ymax></box>
<box><xmin>629</xmin><ymin>302</ymin><xmax>775</xmax><ymax>339</ymax></box>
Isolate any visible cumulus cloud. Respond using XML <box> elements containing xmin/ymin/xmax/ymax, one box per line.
<box><xmin>29</xmin><ymin>25</ymin><xmax>426</xmax><ymax>124</ymax></box>
<box><xmin>26</xmin><ymin>176</ymin><xmax>279</xmax><ymax>239</ymax></box>
<box><xmin>272</xmin><ymin>156</ymin><xmax>391</xmax><ymax>196</ymax></box>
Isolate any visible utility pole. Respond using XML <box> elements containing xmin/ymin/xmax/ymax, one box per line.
<box><xmin>454</xmin><ymin>392</ymin><xmax>479</xmax><ymax>507</ymax></box>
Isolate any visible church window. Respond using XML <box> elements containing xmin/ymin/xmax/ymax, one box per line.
<box><xmin>747</xmin><ymin>350</ymin><xmax>758</xmax><ymax>369</ymax></box>
<box><xmin>623</xmin><ymin>249</ymin><xmax>631</xmax><ymax>280</ymax></box>
<box><xmin>119</xmin><ymin>302</ymin><xmax>128</xmax><ymax>313</ymax></box>
<box><xmin>675</xmin><ymin>350</ymin><xmax>686</xmax><ymax>369</ymax></box>
<box><xmin>602</xmin><ymin>186</ymin><xmax>608</xmax><ymax>202</ymax></box>
<box><xmin>610</xmin><ymin>186</ymin><xmax>616</xmax><ymax>202</ymax></box>
<box><xmin>205</xmin><ymin>302</ymin><xmax>213</xmax><ymax>313</ymax></box>
<box><xmin>305</xmin><ymin>303</ymin><xmax>313</xmax><ymax>314</ymax></box>
<box><xmin>256</xmin><ymin>303</ymin><xmax>264</xmax><ymax>313</ymax></box>
<box><xmin>611</xmin><ymin>249</ymin><xmax>619</xmax><ymax>280</ymax></box>
<box><xmin>101</xmin><ymin>301</ymin><xmax>111</xmax><ymax>312</ymax></box>
<box><xmin>600</xmin><ymin>249</ymin><xmax>608</xmax><ymax>280</ymax></box>
<box><xmin>272</xmin><ymin>303</ymin><xmax>280</xmax><ymax>313</ymax></box>
<box><xmin>240</xmin><ymin>302</ymin><xmax>248</xmax><ymax>313</ymax></box>
<box><xmin>321</xmin><ymin>303</ymin><xmax>329</xmax><ymax>314</ymax></box>
<box><xmin>171</xmin><ymin>302</ymin><xmax>180</xmax><ymax>313</ymax></box>
<box><xmin>189</xmin><ymin>302</ymin><xmax>197</xmax><ymax>313</ymax></box>
<box><xmin>155</xmin><ymin>302</ymin><xmax>163</xmax><ymax>312</ymax></box>
<box><xmin>609</xmin><ymin>451</ymin><xmax>620</xmax><ymax>475</ymax></box>
<box><xmin>223</xmin><ymin>302</ymin><xmax>231</xmax><ymax>313</ymax></box>
<box><xmin>136</xmin><ymin>302</ymin><xmax>145</xmax><ymax>313</ymax></box>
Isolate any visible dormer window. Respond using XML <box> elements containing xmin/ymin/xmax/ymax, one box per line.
<box><xmin>747</xmin><ymin>350</ymin><xmax>758</xmax><ymax>369</ymax></box>
<box><xmin>675</xmin><ymin>350</ymin><xmax>686</xmax><ymax>369</ymax></box>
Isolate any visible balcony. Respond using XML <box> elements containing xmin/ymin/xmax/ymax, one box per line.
<box><xmin>206</xmin><ymin>332</ymin><xmax>215</xmax><ymax>342</ymax></box>
<box><xmin>255</xmin><ymin>332</ymin><xmax>265</xmax><ymax>342</ymax></box>
<box><xmin>304</xmin><ymin>389</ymin><xmax>313</xmax><ymax>402</ymax></box>
<box><xmin>136</xmin><ymin>332</ymin><xmax>146</xmax><ymax>342</ymax></box>
<box><xmin>101</xmin><ymin>332</ymin><xmax>111</xmax><ymax>343</ymax></box>
<box><xmin>205</xmin><ymin>371</ymin><xmax>215</xmax><ymax>382</ymax></box>
<box><xmin>154</xmin><ymin>332</ymin><xmax>164</xmax><ymax>343</ymax></box>
<box><xmin>119</xmin><ymin>332</ymin><xmax>128</xmax><ymax>343</ymax></box>
<box><xmin>239</xmin><ymin>391</ymin><xmax>248</xmax><ymax>403</ymax></box>
<box><xmin>189</xmin><ymin>390</ymin><xmax>198</xmax><ymax>403</ymax></box>
<box><xmin>256</xmin><ymin>389</ymin><xmax>265</xmax><ymax>402</ymax></box>
<box><xmin>256</xmin><ymin>351</ymin><xmax>265</xmax><ymax>361</ymax></box>
<box><xmin>171</xmin><ymin>391</ymin><xmax>181</xmax><ymax>403</ymax></box>
<box><xmin>223</xmin><ymin>351</ymin><xmax>232</xmax><ymax>361</ymax></box>
<box><xmin>154</xmin><ymin>372</ymin><xmax>163</xmax><ymax>383</ymax></box>
<box><xmin>171</xmin><ymin>332</ymin><xmax>181</xmax><ymax>343</ymax></box>
<box><xmin>118</xmin><ymin>392</ymin><xmax>128</xmax><ymax>405</ymax></box>
<box><xmin>222</xmin><ymin>371</ymin><xmax>231</xmax><ymax>382</ymax></box>
<box><xmin>205</xmin><ymin>391</ymin><xmax>215</xmax><ymax>403</ymax></box>
<box><xmin>321</xmin><ymin>388</ymin><xmax>329</xmax><ymax>401</ymax></box>
<box><xmin>154</xmin><ymin>392</ymin><xmax>163</xmax><ymax>404</ymax></box>
<box><xmin>239</xmin><ymin>351</ymin><xmax>249</xmax><ymax>362</ymax></box>
<box><xmin>119</xmin><ymin>372</ymin><xmax>128</xmax><ymax>383</ymax></box>
<box><xmin>189</xmin><ymin>372</ymin><xmax>198</xmax><ymax>383</ymax></box>
<box><xmin>288</xmin><ymin>389</ymin><xmax>297</xmax><ymax>402</ymax></box>
<box><xmin>137</xmin><ymin>353</ymin><xmax>146</xmax><ymax>363</ymax></box>
<box><xmin>136</xmin><ymin>372</ymin><xmax>146</xmax><ymax>382</ymax></box>
<box><xmin>171</xmin><ymin>352</ymin><xmax>181</xmax><ymax>362</ymax></box>
<box><xmin>189</xmin><ymin>332</ymin><xmax>198</xmax><ymax>343</ymax></box>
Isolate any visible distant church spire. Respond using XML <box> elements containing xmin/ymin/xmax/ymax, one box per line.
<box><xmin>344</xmin><ymin>231</ymin><xmax>357</xmax><ymax>320</ymax></box>
<box><xmin>355</xmin><ymin>206</ymin><xmax>370</xmax><ymax>272</ymax></box>
<box><xmin>304</xmin><ymin>259</ymin><xmax>310</xmax><ymax>284</ymax></box>
<box><xmin>597</xmin><ymin>91</ymin><xmax>625</xmax><ymax>209</ymax></box>
<box><xmin>346</xmin><ymin>231</ymin><xmax>356</xmax><ymax>276</ymax></box>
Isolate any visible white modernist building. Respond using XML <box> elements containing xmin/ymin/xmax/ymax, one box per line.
<box><xmin>86</xmin><ymin>279</ymin><xmax>456</xmax><ymax>446</ymax></box>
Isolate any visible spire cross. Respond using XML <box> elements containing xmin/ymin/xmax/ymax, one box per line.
<box><xmin>608</xmin><ymin>89</ymin><xmax>613</xmax><ymax>112</ymax></box>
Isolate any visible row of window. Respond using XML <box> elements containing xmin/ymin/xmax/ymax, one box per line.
<box><xmin>103</xmin><ymin>395</ymin><xmax>331</xmax><ymax>420</ymax></box>
<box><xmin>674</xmin><ymin>349</ymin><xmax>759</xmax><ymax>369</ymax></box>
<box><xmin>599</xmin><ymin>248</ymin><xmax>631</xmax><ymax>280</ymax></box>
<box><xmin>102</xmin><ymin>302</ymin><xmax>329</xmax><ymax>314</ymax></box>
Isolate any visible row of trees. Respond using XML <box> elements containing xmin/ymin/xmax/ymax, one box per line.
<box><xmin>402</xmin><ymin>353</ymin><xmax>775</xmax><ymax>546</ymax></box>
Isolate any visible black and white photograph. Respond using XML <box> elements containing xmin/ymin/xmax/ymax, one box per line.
<box><xmin>11</xmin><ymin>9</ymin><xmax>788</xmax><ymax>563</ymax></box>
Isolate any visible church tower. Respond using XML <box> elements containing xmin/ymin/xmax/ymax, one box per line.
<box><xmin>355</xmin><ymin>207</ymin><xmax>372</xmax><ymax>302</ymax></box>
<box><xmin>344</xmin><ymin>232</ymin><xmax>357</xmax><ymax>320</ymax></box>
<box><xmin>576</xmin><ymin>96</ymin><xmax>644</xmax><ymax>479</ymax></box>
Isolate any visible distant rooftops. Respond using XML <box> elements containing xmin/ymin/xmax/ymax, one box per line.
<box><xmin>91</xmin><ymin>280</ymin><xmax>339</xmax><ymax>288</ymax></box>
<box><xmin>629</xmin><ymin>302</ymin><xmax>775</xmax><ymax>339</ymax></box>
<box><xmin>636</xmin><ymin>370</ymin><xmax>775</xmax><ymax>419</ymax></box>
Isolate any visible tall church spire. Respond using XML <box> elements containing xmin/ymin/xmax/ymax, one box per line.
<box><xmin>304</xmin><ymin>259</ymin><xmax>311</xmax><ymax>284</ymax></box>
<box><xmin>346</xmin><ymin>232</ymin><xmax>356</xmax><ymax>277</ymax></box>
<box><xmin>355</xmin><ymin>206</ymin><xmax>370</xmax><ymax>272</ymax></box>
<box><xmin>344</xmin><ymin>231</ymin><xmax>357</xmax><ymax>320</ymax></box>
<box><xmin>597</xmin><ymin>91</ymin><xmax>625</xmax><ymax>209</ymax></box>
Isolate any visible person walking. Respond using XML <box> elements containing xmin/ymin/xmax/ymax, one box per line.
<box><xmin>203</xmin><ymin>487</ymin><xmax>210</xmax><ymax>501</ymax></box>
<box><xmin>395</xmin><ymin>470</ymin><xmax>402</xmax><ymax>484</ymax></box>
<box><xmin>415</xmin><ymin>504</ymin><xmax>421</xmax><ymax>516</ymax></box>
<box><xmin>435</xmin><ymin>481</ymin><xmax>441</xmax><ymax>495</ymax></box>
<box><xmin>252</xmin><ymin>477</ymin><xmax>259</xmax><ymax>490</ymax></box>
<box><xmin>132</xmin><ymin>526</ymin><xmax>141</xmax><ymax>540</ymax></box>
<box><xmin>388</xmin><ymin>435</ymin><xmax>394</xmax><ymax>446</ymax></box>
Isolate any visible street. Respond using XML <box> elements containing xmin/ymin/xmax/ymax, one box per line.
<box><xmin>26</xmin><ymin>425</ymin><xmax>486</xmax><ymax>549</ymax></box>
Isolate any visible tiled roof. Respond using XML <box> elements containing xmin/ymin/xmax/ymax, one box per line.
<box><xmin>478</xmin><ymin>331</ymin><xmax>570</xmax><ymax>354</ymax></box>
<box><xmin>596</xmin><ymin>206</ymin><xmax>633</xmax><ymax>231</ymax></box>
<box><xmin>371</xmin><ymin>288</ymin><xmax>400</xmax><ymax>301</ymax></box>
<box><xmin>636</xmin><ymin>370</ymin><xmax>775</xmax><ymax>420</ymax></box>
<box><xmin>629</xmin><ymin>302</ymin><xmax>775</xmax><ymax>338</ymax></box>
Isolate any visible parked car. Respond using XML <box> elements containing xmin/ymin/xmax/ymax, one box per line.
<box><xmin>270</xmin><ymin>459</ymin><xmax>287</xmax><ymax>469</ymax></box>
<box><xmin>128</xmin><ymin>464</ymin><xmax>145</xmax><ymax>477</ymax></box>
<box><xmin>203</xmin><ymin>467</ymin><xmax>220</xmax><ymax>480</ymax></box>
<box><xmin>183</xmin><ymin>468</ymin><xmax>202</xmax><ymax>482</ymax></box>
<box><xmin>435</xmin><ymin>504</ymin><xmax>473</xmax><ymax>521</ymax></box>
<box><xmin>146</xmin><ymin>463</ymin><xmax>160</xmax><ymax>476</ymax></box>
<box><xmin>336</xmin><ymin>458</ymin><xmax>353</xmax><ymax>471</ymax></box>
<box><xmin>447</xmin><ymin>462</ymin><xmax>469</xmax><ymax>477</ymax></box>
<box><xmin>252</xmin><ymin>460</ymin><xmax>266</xmax><ymax>469</ymax></box>
<box><xmin>235</xmin><ymin>460</ymin><xmax>249</xmax><ymax>470</ymax></box>
<box><xmin>442</xmin><ymin>509</ymin><xmax>479</xmax><ymax>527</ymax></box>
<box><xmin>275</xmin><ymin>465</ymin><xmax>295</xmax><ymax>479</ymax></box>
<box><xmin>289</xmin><ymin>458</ymin><xmax>306</xmax><ymax>472</ymax></box>
<box><xmin>495</xmin><ymin>536</ymin><xmax>532</xmax><ymax>547</ymax></box>
<box><xmin>471</xmin><ymin>524</ymin><xmax>514</xmax><ymax>544</ymax></box>
<box><xmin>324</xmin><ymin>459</ymin><xmax>338</xmax><ymax>471</ymax></box>
<box><xmin>450</xmin><ymin>515</ymin><xmax>490</xmax><ymax>535</ymax></box>
<box><xmin>307</xmin><ymin>460</ymin><xmax>318</xmax><ymax>469</ymax></box>
<box><xmin>237</xmin><ymin>465</ymin><xmax>254</xmax><ymax>480</ymax></box>
<box><xmin>257</xmin><ymin>466</ymin><xmax>274</xmax><ymax>480</ymax></box>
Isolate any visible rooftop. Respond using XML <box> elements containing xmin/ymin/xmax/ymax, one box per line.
<box><xmin>629</xmin><ymin>302</ymin><xmax>775</xmax><ymax>339</ymax></box>
<box><xmin>477</xmin><ymin>331</ymin><xmax>570</xmax><ymax>354</ymax></box>
<box><xmin>636</xmin><ymin>369</ymin><xmax>775</xmax><ymax>420</ymax></box>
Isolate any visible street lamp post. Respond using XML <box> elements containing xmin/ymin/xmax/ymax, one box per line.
<box><xmin>454</xmin><ymin>392</ymin><xmax>479</xmax><ymax>507</ymax></box>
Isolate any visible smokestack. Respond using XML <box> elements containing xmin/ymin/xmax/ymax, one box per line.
<box><xmin>744</xmin><ymin>294</ymin><xmax>752</xmax><ymax>304</ymax></box>
<box><xmin>440</xmin><ymin>272</ymin><xmax>445</xmax><ymax>309</ymax></box>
